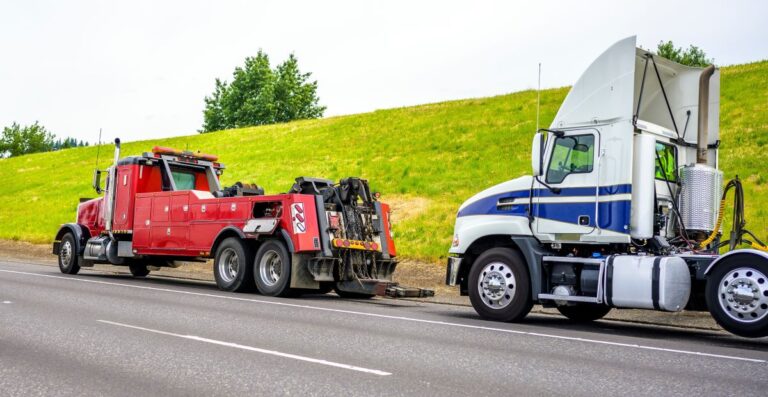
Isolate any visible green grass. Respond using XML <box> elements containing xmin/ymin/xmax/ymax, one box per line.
<box><xmin>1</xmin><ymin>61</ymin><xmax>767</xmax><ymax>261</ymax></box>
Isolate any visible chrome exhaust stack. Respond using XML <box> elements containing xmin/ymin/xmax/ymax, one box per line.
<box><xmin>104</xmin><ymin>138</ymin><xmax>121</xmax><ymax>232</ymax></box>
<box><xmin>697</xmin><ymin>65</ymin><xmax>716</xmax><ymax>164</ymax></box>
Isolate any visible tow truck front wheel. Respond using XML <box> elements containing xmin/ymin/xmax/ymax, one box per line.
<box><xmin>254</xmin><ymin>240</ymin><xmax>293</xmax><ymax>297</ymax></box>
<box><xmin>214</xmin><ymin>237</ymin><xmax>255</xmax><ymax>292</ymax></box>
<box><xmin>58</xmin><ymin>233</ymin><xmax>80</xmax><ymax>275</ymax></box>
<box><xmin>468</xmin><ymin>247</ymin><xmax>532</xmax><ymax>322</ymax></box>
<box><xmin>706</xmin><ymin>255</ymin><xmax>768</xmax><ymax>338</ymax></box>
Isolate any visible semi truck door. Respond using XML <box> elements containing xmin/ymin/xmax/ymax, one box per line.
<box><xmin>533</xmin><ymin>129</ymin><xmax>600</xmax><ymax>241</ymax></box>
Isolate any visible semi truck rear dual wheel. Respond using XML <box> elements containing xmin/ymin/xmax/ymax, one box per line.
<box><xmin>468</xmin><ymin>247</ymin><xmax>532</xmax><ymax>322</ymax></box>
<box><xmin>58</xmin><ymin>233</ymin><xmax>81</xmax><ymax>275</ymax></box>
<box><xmin>214</xmin><ymin>237</ymin><xmax>256</xmax><ymax>292</ymax></box>
<box><xmin>254</xmin><ymin>240</ymin><xmax>293</xmax><ymax>297</ymax></box>
<box><xmin>706</xmin><ymin>255</ymin><xmax>768</xmax><ymax>338</ymax></box>
<box><xmin>556</xmin><ymin>304</ymin><xmax>612</xmax><ymax>322</ymax></box>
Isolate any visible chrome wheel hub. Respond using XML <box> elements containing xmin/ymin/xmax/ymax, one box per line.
<box><xmin>718</xmin><ymin>267</ymin><xmax>768</xmax><ymax>323</ymax></box>
<box><xmin>218</xmin><ymin>248</ymin><xmax>239</xmax><ymax>283</ymax></box>
<box><xmin>60</xmin><ymin>241</ymin><xmax>72</xmax><ymax>268</ymax></box>
<box><xmin>259</xmin><ymin>251</ymin><xmax>282</xmax><ymax>287</ymax></box>
<box><xmin>478</xmin><ymin>261</ymin><xmax>516</xmax><ymax>309</ymax></box>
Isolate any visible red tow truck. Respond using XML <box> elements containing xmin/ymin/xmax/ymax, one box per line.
<box><xmin>52</xmin><ymin>139</ymin><xmax>432</xmax><ymax>298</ymax></box>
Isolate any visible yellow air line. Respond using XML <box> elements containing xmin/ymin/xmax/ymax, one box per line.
<box><xmin>750</xmin><ymin>241</ymin><xmax>768</xmax><ymax>252</ymax></box>
<box><xmin>698</xmin><ymin>198</ymin><xmax>727</xmax><ymax>249</ymax></box>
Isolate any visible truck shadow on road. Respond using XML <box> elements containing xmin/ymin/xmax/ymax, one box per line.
<box><xmin>444</xmin><ymin>310</ymin><xmax>768</xmax><ymax>350</ymax></box>
<box><xmin>75</xmin><ymin>270</ymin><xmax>768</xmax><ymax>351</ymax></box>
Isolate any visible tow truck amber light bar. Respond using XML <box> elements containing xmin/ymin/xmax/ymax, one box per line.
<box><xmin>331</xmin><ymin>238</ymin><xmax>380</xmax><ymax>251</ymax></box>
<box><xmin>151</xmin><ymin>146</ymin><xmax>219</xmax><ymax>162</ymax></box>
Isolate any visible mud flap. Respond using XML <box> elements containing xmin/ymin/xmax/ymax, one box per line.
<box><xmin>290</xmin><ymin>254</ymin><xmax>320</xmax><ymax>289</ymax></box>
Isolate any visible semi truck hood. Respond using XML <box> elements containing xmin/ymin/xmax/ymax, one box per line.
<box><xmin>457</xmin><ymin>175</ymin><xmax>533</xmax><ymax>216</ymax></box>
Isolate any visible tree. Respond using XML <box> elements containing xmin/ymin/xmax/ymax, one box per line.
<box><xmin>656</xmin><ymin>40</ymin><xmax>713</xmax><ymax>67</ymax></box>
<box><xmin>200</xmin><ymin>51</ymin><xmax>325</xmax><ymax>133</ymax></box>
<box><xmin>0</xmin><ymin>122</ymin><xmax>54</xmax><ymax>158</ymax></box>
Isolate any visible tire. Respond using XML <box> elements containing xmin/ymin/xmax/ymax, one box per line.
<box><xmin>705</xmin><ymin>255</ymin><xmax>768</xmax><ymax>338</ymax></box>
<box><xmin>129</xmin><ymin>263</ymin><xmax>150</xmax><ymax>277</ymax></box>
<box><xmin>333</xmin><ymin>287</ymin><xmax>375</xmax><ymax>299</ymax></box>
<box><xmin>213</xmin><ymin>237</ymin><xmax>255</xmax><ymax>292</ymax></box>
<box><xmin>557</xmin><ymin>303</ymin><xmax>612</xmax><ymax>322</ymax></box>
<box><xmin>58</xmin><ymin>233</ymin><xmax>81</xmax><ymax>275</ymax></box>
<box><xmin>468</xmin><ymin>247</ymin><xmax>532</xmax><ymax>322</ymax></box>
<box><xmin>253</xmin><ymin>240</ymin><xmax>292</xmax><ymax>297</ymax></box>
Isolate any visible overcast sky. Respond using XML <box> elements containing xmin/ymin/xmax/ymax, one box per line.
<box><xmin>1</xmin><ymin>0</ymin><xmax>766</xmax><ymax>144</ymax></box>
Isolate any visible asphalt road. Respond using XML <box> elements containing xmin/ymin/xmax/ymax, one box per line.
<box><xmin>1</xmin><ymin>259</ymin><xmax>767</xmax><ymax>396</ymax></box>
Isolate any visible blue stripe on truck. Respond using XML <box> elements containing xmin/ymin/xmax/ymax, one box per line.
<box><xmin>457</xmin><ymin>184</ymin><xmax>631</xmax><ymax>234</ymax></box>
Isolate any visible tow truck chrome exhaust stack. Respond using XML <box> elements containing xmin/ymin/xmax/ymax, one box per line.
<box><xmin>104</xmin><ymin>138</ymin><xmax>121</xmax><ymax>232</ymax></box>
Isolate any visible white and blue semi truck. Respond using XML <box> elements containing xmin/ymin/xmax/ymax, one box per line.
<box><xmin>446</xmin><ymin>36</ymin><xmax>768</xmax><ymax>338</ymax></box>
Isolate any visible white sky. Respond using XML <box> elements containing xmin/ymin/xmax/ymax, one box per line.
<box><xmin>1</xmin><ymin>0</ymin><xmax>766</xmax><ymax>144</ymax></box>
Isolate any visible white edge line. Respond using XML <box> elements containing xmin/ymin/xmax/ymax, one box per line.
<box><xmin>1</xmin><ymin>268</ymin><xmax>765</xmax><ymax>365</ymax></box>
<box><xmin>97</xmin><ymin>320</ymin><xmax>391</xmax><ymax>376</ymax></box>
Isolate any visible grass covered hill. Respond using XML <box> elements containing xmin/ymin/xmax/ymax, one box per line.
<box><xmin>1</xmin><ymin>60</ymin><xmax>766</xmax><ymax>262</ymax></box>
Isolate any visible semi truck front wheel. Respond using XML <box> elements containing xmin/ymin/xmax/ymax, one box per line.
<box><xmin>468</xmin><ymin>247</ymin><xmax>532</xmax><ymax>322</ymax></box>
<box><xmin>706</xmin><ymin>255</ymin><xmax>768</xmax><ymax>338</ymax></box>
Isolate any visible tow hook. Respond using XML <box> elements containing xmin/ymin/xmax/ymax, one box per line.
<box><xmin>379</xmin><ymin>282</ymin><xmax>435</xmax><ymax>298</ymax></box>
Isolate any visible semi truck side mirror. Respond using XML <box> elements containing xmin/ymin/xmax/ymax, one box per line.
<box><xmin>531</xmin><ymin>132</ymin><xmax>545</xmax><ymax>176</ymax></box>
<box><xmin>92</xmin><ymin>169</ymin><xmax>102</xmax><ymax>194</ymax></box>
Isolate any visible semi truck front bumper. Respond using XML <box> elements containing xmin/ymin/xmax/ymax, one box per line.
<box><xmin>446</xmin><ymin>256</ymin><xmax>463</xmax><ymax>286</ymax></box>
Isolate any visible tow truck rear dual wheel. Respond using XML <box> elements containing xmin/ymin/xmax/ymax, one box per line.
<box><xmin>556</xmin><ymin>304</ymin><xmax>612</xmax><ymax>322</ymax></box>
<box><xmin>468</xmin><ymin>247</ymin><xmax>532</xmax><ymax>322</ymax></box>
<box><xmin>128</xmin><ymin>264</ymin><xmax>150</xmax><ymax>278</ymax></box>
<box><xmin>58</xmin><ymin>233</ymin><xmax>80</xmax><ymax>275</ymax></box>
<box><xmin>214</xmin><ymin>237</ymin><xmax>256</xmax><ymax>292</ymax></box>
<box><xmin>706</xmin><ymin>255</ymin><xmax>768</xmax><ymax>338</ymax></box>
<box><xmin>254</xmin><ymin>240</ymin><xmax>293</xmax><ymax>297</ymax></box>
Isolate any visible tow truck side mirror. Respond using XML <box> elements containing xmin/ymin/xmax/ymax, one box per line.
<box><xmin>531</xmin><ymin>132</ymin><xmax>545</xmax><ymax>176</ymax></box>
<box><xmin>92</xmin><ymin>169</ymin><xmax>102</xmax><ymax>194</ymax></box>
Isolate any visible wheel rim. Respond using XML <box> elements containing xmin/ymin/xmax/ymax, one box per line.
<box><xmin>259</xmin><ymin>250</ymin><xmax>282</xmax><ymax>287</ymax></box>
<box><xmin>718</xmin><ymin>267</ymin><xmax>768</xmax><ymax>323</ymax></box>
<box><xmin>477</xmin><ymin>261</ymin><xmax>516</xmax><ymax>309</ymax></box>
<box><xmin>218</xmin><ymin>248</ymin><xmax>239</xmax><ymax>283</ymax></box>
<box><xmin>60</xmin><ymin>240</ymin><xmax>72</xmax><ymax>268</ymax></box>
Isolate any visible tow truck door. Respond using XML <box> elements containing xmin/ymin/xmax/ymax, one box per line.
<box><xmin>533</xmin><ymin>129</ymin><xmax>600</xmax><ymax>241</ymax></box>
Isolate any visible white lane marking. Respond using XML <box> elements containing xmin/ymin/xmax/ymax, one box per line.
<box><xmin>1</xmin><ymin>268</ymin><xmax>765</xmax><ymax>364</ymax></box>
<box><xmin>98</xmin><ymin>320</ymin><xmax>391</xmax><ymax>376</ymax></box>
<box><xmin>2</xmin><ymin>300</ymin><xmax>11</xmax><ymax>304</ymax></box>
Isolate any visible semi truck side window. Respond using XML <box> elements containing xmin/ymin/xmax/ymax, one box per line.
<box><xmin>655</xmin><ymin>143</ymin><xmax>677</xmax><ymax>182</ymax></box>
<box><xmin>171</xmin><ymin>169</ymin><xmax>196</xmax><ymax>190</ymax></box>
<box><xmin>546</xmin><ymin>134</ymin><xmax>594</xmax><ymax>184</ymax></box>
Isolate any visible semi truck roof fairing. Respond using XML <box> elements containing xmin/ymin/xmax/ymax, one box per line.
<box><xmin>550</xmin><ymin>36</ymin><xmax>719</xmax><ymax>147</ymax></box>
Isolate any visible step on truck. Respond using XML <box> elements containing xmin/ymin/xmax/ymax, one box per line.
<box><xmin>53</xmin><ymin>143</ymin><xmax>433</xmax><ymax>298</ymax></box>
<box><xmin>446</xmin><ymin>36</ymin><xmax>768</xmax><ymax>337</ymax></box>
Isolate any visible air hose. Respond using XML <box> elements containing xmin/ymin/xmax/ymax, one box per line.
<box><xmin>698</xmin><ymin>198</ymin><xmax>727</xmax><ymax>248</ymax></box>
<box><xmin>698</xmin><ymin>176</ymin><xmax>768</xmax><ymax>252</ymax></box>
